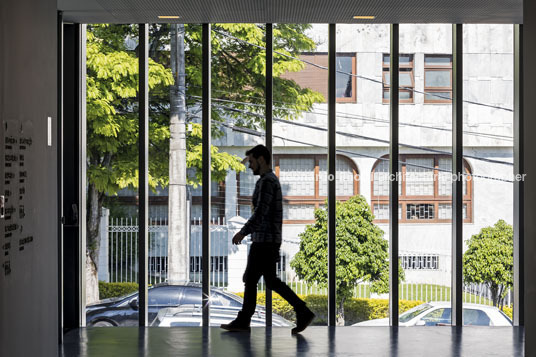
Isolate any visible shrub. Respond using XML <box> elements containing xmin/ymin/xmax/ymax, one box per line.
<box><xmin>502</xmin><ymin>306</ymin><xmax>513</xmax><ymax>320</ymax></box>
<box><xmin>99</xmin><ymin>281</ymin><xmax>139</xmax><ymax>299</ymax></box>
<box><xmin>234</xmin><ymin>292</ymin><xmax>423</xmax><ymax>325</ymax></box>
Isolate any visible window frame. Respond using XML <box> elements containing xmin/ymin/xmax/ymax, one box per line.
<box><xmin>382</xmin><ymin>53</ymin><xmax>415</xmax><ymax>104</ymax></box>
<box><xmin>371</xmin><ymin>154</ymin><xmax>473</xmax><ymax>224</ymax></box>
<box><xmin>280</xmin><ymin>52</ymin><xmax>357</xmax><ymax>103</ymax></box>
<box><xmin>424</xmin><ymin>54</ymin><xmax>453</xmax><ymax>104</ymax></box>
<box><xmin>237</xmin><ymin>154</ymin><xmax>359</xmax><ymax>224</ymax></box>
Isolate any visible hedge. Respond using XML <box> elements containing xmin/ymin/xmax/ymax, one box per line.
<box><xmin>235</xmin><ymin>292</ymin><xmax>423</xmax><ymax>326</ymax></box>
<box><xmin>99</xmin><ymin>281</ymin><xmax>139</xmax><ymax>299</ymax></box>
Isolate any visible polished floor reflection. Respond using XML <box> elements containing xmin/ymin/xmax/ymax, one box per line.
<box><xmin>62</xmin><ymin>326</ymin><xmax>524</xmax><ymax>356</ymax></box>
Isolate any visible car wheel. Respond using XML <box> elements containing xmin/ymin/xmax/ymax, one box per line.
<box><xmin>92</xmin><ymin>320</ymin><xmax>115</xmax><ymax>327</ymax></box>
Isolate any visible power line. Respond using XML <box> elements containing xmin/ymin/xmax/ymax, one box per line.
<box><xmin>214</xmin><ymin>120</ymin><xmax>514</xmax><ymax>183</ymax></box>
<box><xmin>196</xmin><ymin>99</ymin><xmax>514</xmax><ymax>167</ymax></box>
<box><xmin>212</xmin><ymin>29</ymin><xmax>514</xmax><ymax>113</ymax></box>
<box><xmin>187</xmin><ymin>91</ymin><xmax>513</xmax><ymax>142</ymax></box>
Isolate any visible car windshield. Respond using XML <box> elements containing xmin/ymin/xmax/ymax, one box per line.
<box><xmin>399</xmin><ymin>303</ymin><xmax>433</xmax><ymax>323</ymax></box>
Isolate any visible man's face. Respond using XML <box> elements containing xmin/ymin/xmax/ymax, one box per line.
<box><xmin>247</xmin><ymin>154</ymin><xmax>261</xmax><ymax>175</ymax></box>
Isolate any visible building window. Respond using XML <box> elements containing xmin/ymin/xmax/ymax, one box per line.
<box><xmin>400</xmin><ymin>255</ymin><xmax>439</xmax><ymax>270</ymax></box>
<box><xmin>237</xmin><ymin>154</ymin><xmax>359</xmax><ymax>223</ymax></box>
<box><xmin>383</xmin><ymin>54</ymin><xmax>414</xmax><ymax>104</ymax></box>
<box><xmin>280</xmin><ymin>52</ymin><xmax>357</xmax><ymax>103</ymax></box>
<box><xmin>371</xmin><ymin>155</ymin><xmax>472</xmax><ymax>223</ymax></box>
<box><xmin>424</xmin><ymin>54</ymin><xmax>452</xmax><ymax>103</ymax></box>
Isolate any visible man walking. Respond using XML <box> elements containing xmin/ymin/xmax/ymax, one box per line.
<box><xmin>220</xmin><ymin>144</ymin><xmax>315</xmax><ymax>334</ymax></box>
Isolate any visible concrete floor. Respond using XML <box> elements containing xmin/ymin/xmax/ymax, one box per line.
<box><xmin>62</xmin><ymin>326</ymin><xmax>524</xmax><ymax>356</ymax></box>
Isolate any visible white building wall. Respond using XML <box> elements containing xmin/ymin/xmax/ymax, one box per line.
<box><xmin>214</xmin><ymin>24</ymin><xmax>514</xmax><ymax>286</ymax></box>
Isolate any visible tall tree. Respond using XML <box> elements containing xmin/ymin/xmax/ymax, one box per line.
<box><xmin>463</xmin><ymin>219</ymin><xmax>513</xmax><ymax>308</ymax></box>
<box><xmin>86</xmin><ymin>23</ymin><xmax>323</xmax><ymax>301</ymax></box>
<box><xmin>291</xmin><ymin>195</ymin><xmax>405</xmax><ymax>325</ymax></box>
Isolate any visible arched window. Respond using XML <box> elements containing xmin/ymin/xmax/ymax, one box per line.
<box><xmin>237</xmin><ymin>154</ymin><xmax>359</xmax><ymax>223</ymax></box>
<box><xmin>371</xmin><ymin>155</ymin><xmax>472</xmax><ymax>223</ymax></box>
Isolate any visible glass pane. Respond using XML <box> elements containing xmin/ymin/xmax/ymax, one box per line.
<box><xmin>463</xmin><ymin>24</ymin><xmax>514</xmax><ymax>318</ymax></box>
<box><xmin>336</xmin><ymin>56</ymin><xmax>353</xmax><ymax>98</ymax></box>
<box><xmin>400</xmin><ymin>72</ymin><xmax>413</xmax><ymax>86</ymax></box>
<box><xmin>85</xmin><ymin>24</ymin><xmax>142</xmax><ymax>326</ymax></box>
<box><xmin>425</xmin><ymin>70</ymin><xmax>451</xmax><ymax>87</ymax></box>
<box><xmin>425</xmin><ymin>92</ymin><xmax>452</xmax><ymax>101</ymax></box>
<box><xmin>337</xmin><ymin>23</ymin><xmax>391</xmax><ymax>325</ymax></box>
<box><xmin>319</xmin><ymin>157</ymin><xmax>356</xmax><ymax>196</ymax></box>
<box><xmin>283</xmin><ymin>204</ymin><xmax>316</xmax><ymax>220</ymax></box>
<box><xmin>425</xmin><ymin>56</ymin><xmax>452</xmax><ymax>66</ymax></box>
<box><xmin>279</xmin><ymin>158</ymin><xmax>315</xmax><ymax>196</ymax></box>
<box><xmin>405</xmin><ymin>158</ymin><xmax>434</xmax><ymax>196</ymax></box>
<box><xmin>274</xmin><ymin>23</ymin><xmax>329</xmax><ymax>326</ymax></box>
<box><xmin>399</xmin><ymin>23</ymin><xmax>452</xmax><ymax>325</ymax></box>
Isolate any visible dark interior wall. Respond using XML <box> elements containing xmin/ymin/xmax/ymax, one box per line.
<box><xmin>0</xmin><ymin>0</ymin><xmax>59</xmax><ymax>355</ymax></box>
<box><xmin>525</xmin><ymin>2</ymin><xmax>536</xmax><ymax>356</ymax></box>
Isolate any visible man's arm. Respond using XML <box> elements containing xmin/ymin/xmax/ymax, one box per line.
<box><xmin>232</xmin><ymin>178</ymin><xmax>274</xmax><ymax>244</ymax></box>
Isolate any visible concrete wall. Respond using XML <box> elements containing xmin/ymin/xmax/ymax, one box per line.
<box><xmin>0</xmin><ymin>0</ymin><xmax>59</xmax><ymax>355</ymax></box>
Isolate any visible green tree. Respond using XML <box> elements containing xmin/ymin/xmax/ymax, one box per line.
<box><xmin>291</xmin><ymin>195</ymin><xmax>405</xmax><ymax>325</ymax></box>
<box><xmin>463</xmin><ymin>219</ymin><xmax>513</xmax><ymax>308</ymax></box>
<box><xmin>86</xmin><ymin>24</ymin><xmax>323</xmax><ymax>301</ymax></box>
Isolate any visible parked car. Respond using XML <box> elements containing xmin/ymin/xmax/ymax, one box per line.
<box><xmin>151</xmin><ymin>305</ymin><xmax>293</xmax><ymax>327</ymax></box>
<box><xmin>352</xmin><ymin>302</ymin><xmax>512</xmax><ymax>327</ymax></box>
<box><xmin>86</xmin><ymin>282</ymin><xmax>289</xmax><ymax>327</ymax></box>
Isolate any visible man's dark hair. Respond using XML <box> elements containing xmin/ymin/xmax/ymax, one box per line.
<box><xmin>245</xmin><ymin>144</ymin><xmax>271</xmax><ymax>165</ymax></box>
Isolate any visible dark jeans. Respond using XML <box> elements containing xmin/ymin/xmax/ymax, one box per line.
<box><xmin>239</xmin><ymin>242</ymin><xmax>306</xmax><ymax>322</ymax></box>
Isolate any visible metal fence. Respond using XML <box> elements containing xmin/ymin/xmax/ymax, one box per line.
<box><xmin>105</xmin><ymin>216</ymin><xmax>511</xmax><ymax>307</ymax></box>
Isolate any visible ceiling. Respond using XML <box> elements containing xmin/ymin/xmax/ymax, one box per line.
<box><xmin>58</xmin><ymin>0</ymin><xmax>523</xmax><ymax>24</ymax></box>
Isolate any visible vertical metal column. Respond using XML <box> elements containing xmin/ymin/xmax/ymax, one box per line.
<box><xmin>451</xmin><ymin>23</ymin><xmax>463</xmax><ymax>327</ymax></box>
<box><xmin>80</xmin><ymin>24</ymin><xmax>87</xmax><ymax>328</ymax></box>
<box><xmin>265</xmin><ymin>23</ymin><xmax>273</xmax><ymax>327</ymax></box>
<box><xmin>201</xmin><ymin>23</ymin><xmax>212</xmax><ymax>327</ymax></box>
<box><xmin>327</xmin><ymin>23</ymin><xmax>336</xmax><ymax>327</ymax></box>
<box><xmin>138</xmin><ymin>23</ymin><xmax>149</xmax><ymax>327</ymax></box>
<box><xmin>57</xmin><ymin>11</ymin><xmax>64</xmax><ymax>343</ymax></box>
<box><xmin>513</xmin><ymin>24</ymin><xmax>524</xmax><ymax>326</ymax></box>
<box><xmin>389</xmin><ymin>24</ymin><xmax>399</xmax><ymax>327</ymax></box>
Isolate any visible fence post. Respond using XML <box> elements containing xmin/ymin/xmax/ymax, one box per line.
<box><xmin>97</xmin><ymin>208</ymin><xmax>110</xmax><ymax>282</ymax></box>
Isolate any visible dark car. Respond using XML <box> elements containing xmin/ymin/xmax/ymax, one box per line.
<box><xmin>86</xmin><ymin>283</ymin><xmax>250</xmax><ymax>327</ymax></box>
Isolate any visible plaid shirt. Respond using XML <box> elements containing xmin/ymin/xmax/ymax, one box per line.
<box><xmin>239</xmin><ymin>170</ymin><xmax>283</xmax><ymax>243</ymax></box>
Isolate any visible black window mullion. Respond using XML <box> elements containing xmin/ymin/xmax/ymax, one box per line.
<box><xmin>327</xmin><ymin>23</ymin><xmax>337</xmax><ymax>327</ymax></box>
<box><xmin>201</xmin><ymin>23</ymin><xmax>212</xmax><ymax>327</ymax></box>
<box><xmin>451</xmin><ymin>23</ymin><xmax>463</xmax><ymax>327</ymax></box>
<box><xmin>389</xmin><ymin>24</ymin><xmax>400</xmax><ymax>326</ymax></box>
<box><xmin>513</xmin><ymin>24</ymin><xmax>524</xmax><ymax>326</ymax></box>
<box><xmin>265</xmin><ymin>22</ymin><xmax>273</xmax><ymax>327</ymax></box>
<box><xmin>138</xmin><ymin>23</ymin><xmax>149</xmax><ymax>327</ymax></box>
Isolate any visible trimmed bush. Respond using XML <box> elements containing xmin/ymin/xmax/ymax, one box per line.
<box><xmin>99</xmin><ymin>281</ymin><xmax>139</xmax><ymax>299</ymax></box>
<box><xmin>502</xmin><ymin>306</ymin><xmax>513</xmax><ymax>320</ymax></box>
<box><xmin>234</xmin><ymin>292</ymin><xmax>423</xmax><ymax>325</ymax></box>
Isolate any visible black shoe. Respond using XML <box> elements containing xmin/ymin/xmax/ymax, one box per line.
<box><xmin>220</xmin><ymin>319</ymin><xmax>251</xmax><ymax>332</ymax></box>
<box><xmin>291</xmin><ymin>306</ymin><xmax>315</xmax><ymax>335</ymax></box>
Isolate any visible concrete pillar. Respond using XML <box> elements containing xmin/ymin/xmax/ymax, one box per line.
<box><xmin>226</xmin><ymin>216</ymin><xmax>249</xmax><ymax>293</ymax></box>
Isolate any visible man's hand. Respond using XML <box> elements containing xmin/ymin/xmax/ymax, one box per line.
<box><xmin>232</xmin><ymin>232</ymin><xmax>245</xmax><ymax>245</ymax></box>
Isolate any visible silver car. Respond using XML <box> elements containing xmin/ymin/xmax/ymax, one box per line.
<box><xmin>151</xmin><ymin>305</ymin><xmax>293</xmax><ymax>327</ymax></box>
<box><xmin>353</xmin><ymin>302</ymin><xmax>512</xmax><ymax>326</ymax></box>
